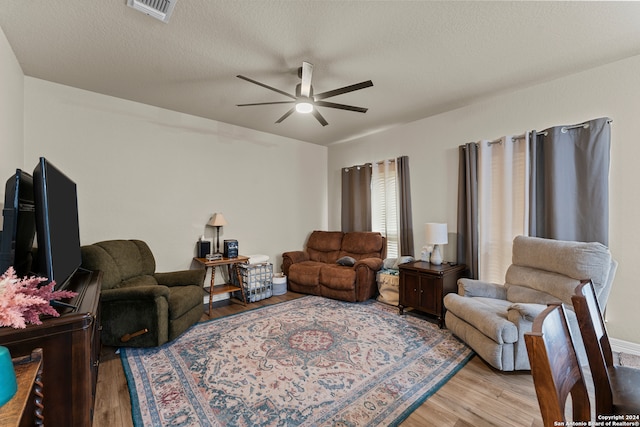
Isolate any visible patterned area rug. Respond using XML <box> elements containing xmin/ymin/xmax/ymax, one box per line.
<box><xmin>121</xmin><ymin>296</ymin><xmax>473</xmax><ymax>426</ymax></box>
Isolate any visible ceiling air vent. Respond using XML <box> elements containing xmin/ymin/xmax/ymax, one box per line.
<box><xmin>127</xmin><ymin>0</ymin><xmax>177</xmax><ymax>23</ymax></box>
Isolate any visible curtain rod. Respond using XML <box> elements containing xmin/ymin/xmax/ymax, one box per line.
<box><xmin>343</xmin><ymin>156</ymin><xmax>398</xmax><ymax>171</ymax></box>
<box><xmin>343</xmin><ymin>163</ymin><xmax>373</xmax><ymax>172</ymax></box>
<box><xmin>473</xmin><ymin>119</ymin><xmax>612</xmax><ymax>148</ymax></box>
<box><xmin>375</xmin><ymin>158</ymin><xmax>396</xmax><ymax>165</ymax></box>
<box><xmin>487</xmin><ymin>133</ymin><xmax>528</xmax><ymax>146</ymax></box>
<box><xmin>560</xmin><ymin>119</ymin><xmax>612</xmax><ymax>133</ymax></box>
<box><xmin>562</xmin><ymin>123</ymin><xmax>588</xmax><ymax>132</ymax></box>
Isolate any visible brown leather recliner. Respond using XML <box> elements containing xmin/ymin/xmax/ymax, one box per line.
<box><xmin>282</xmin><ymin>231</ymin><xmax>386</xmax><ymax>302</ymax></box>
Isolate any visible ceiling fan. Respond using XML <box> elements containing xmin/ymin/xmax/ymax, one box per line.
<box><xmin>236</xmin><ymin>62</ymin><xmax>373</xmax><ymax>126</ymax></box>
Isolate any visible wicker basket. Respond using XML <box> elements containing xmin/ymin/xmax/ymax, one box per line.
<box><xmin>232</xmin><ymin>262</ymin><xmax>273</xmax><ymax>302</ymax></box>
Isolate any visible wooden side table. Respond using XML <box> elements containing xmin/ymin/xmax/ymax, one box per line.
<box><xmin>0</xmin><ymin>348</ymin><xmax>44</xmax><ymax>427</ymax></box>
<box><xmin>194</xmin><ymin>255</ymin><xmax>250</xmax><ymax>315</ymax></box>
<box><xmin>398</xmin><ymin>261</ymin><xmax>467</xmax><ymax>327</ymax></box>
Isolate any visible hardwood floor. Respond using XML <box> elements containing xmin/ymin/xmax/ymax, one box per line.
<box><xmin>92</xmin><ymin>292</ymin><xmax>544</xmax><ymax>427</ymax></box>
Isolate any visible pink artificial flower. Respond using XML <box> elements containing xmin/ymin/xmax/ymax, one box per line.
<box><xmin>0</xmin><ymin>267</ymin><xmax>78</xmax><ymax>329</ymax></box>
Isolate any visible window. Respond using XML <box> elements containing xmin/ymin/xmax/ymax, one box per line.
<box><xmin>371</xmin><ymin>159</ymin><xmax>398</xmax><ymax>258</ymax></box>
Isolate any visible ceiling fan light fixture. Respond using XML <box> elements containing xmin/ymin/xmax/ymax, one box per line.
<box><xmin>237</xmin><ymin>61</ymin><xmax>372</xmax><ymax>126</ymax></box>
<box><xmin>295</xmin><ymin>100</ymin><xmax>313</xmax><ymax>114</ymax></box>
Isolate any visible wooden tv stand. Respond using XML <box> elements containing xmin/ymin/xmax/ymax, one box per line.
<box><xmin>0</xmin><ymin>269</ymin><xmax>102</xmax><ymax>427</ymax></box>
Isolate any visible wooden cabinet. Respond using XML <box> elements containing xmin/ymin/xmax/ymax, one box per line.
<box><xmin>399</xmin><ymin>261</ymin><xmax>466</xmax><ymax>327</ymax></box>
<box><xmin>0</xmin><ymin>269</ymin><xmax>102</xmax><ymax>427</ymax></box>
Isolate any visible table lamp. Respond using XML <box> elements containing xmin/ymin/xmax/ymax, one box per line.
<box><xmin>425</xmin><ymin>223</ymin><xmax>448</xmax><ymax>265</ymax></box>
<box><xmin>208</xmin><ymin>213</ymin><xmax>228</xmax><ymax>255</ymax></box>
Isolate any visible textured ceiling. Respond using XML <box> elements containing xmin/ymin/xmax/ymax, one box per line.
<box><xmin>2</xmin><ymin>1</ymin><xmax>640</xmax><ymax>146</ymax></box>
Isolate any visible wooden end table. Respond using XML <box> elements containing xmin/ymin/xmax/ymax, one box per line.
<box><xmin>0</xmin><ymin>348</ymin><xmax>44</xmax><ymax>427</ymax></box>
<box><xmin>398</xmin><ymin>261</ymin><xmax>467</xmax><ymax>327</ymax></box>
<box><xmin>194</xmin><ymin>255</ymin><xmax>250</xmax><ymax>316</ymax></box>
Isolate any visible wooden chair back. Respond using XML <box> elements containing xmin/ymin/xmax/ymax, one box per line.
<box><xmin>572</xmin><ymin>280</ymin><xmax>614</xmax><ymax>414</ymax></box>
<box><xmin>525</xmin><ymin>303</ymin><xmax>591</xmax><ymax>425</ymax></box>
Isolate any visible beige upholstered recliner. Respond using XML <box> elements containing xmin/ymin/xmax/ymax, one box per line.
<box><xmin>443</xmin><ymin>235</ymin><xmax>617</xmax><ymax>371</ymax></box>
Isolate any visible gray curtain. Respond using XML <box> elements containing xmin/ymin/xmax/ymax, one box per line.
<box><xmin>530</xmin><ymin>117</ymin><xmax>611</xmax><ymax>245</ymax></box>
<box><xmin>397</xmin><ymin>156</ymin><xmax>414</xmax><ymax>256</ymax></box>
<box><xmin>456</xmin><ymin>143</ymin><xmax>479</xmax><ymax>279</ymax></box>
<box><xmin>341</xmin><ymin>163</ymin><xmax>372</xmax><ymax>232</ymax></box>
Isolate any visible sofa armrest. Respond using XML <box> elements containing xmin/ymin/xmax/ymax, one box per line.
<box><xmin>354</xmin><ymin>257</ymin><xmax>383</xmax><ymax>271</ymax></box>
<box><xmin>350</xmin><ymin>257</ymin><xmax>384</xmax><ymax>301</ymax></box>
<box><xmin>457</xmin><ymin>278</ymin><xmax>507</xmax><ymax>299</ymax></box>
<box><xmin>101</xmin><ymin>285</ymin><xmax>170</xmax><ymax>302</ymax></box>
<box><xmin>282</xmin><ymin>251</ymin><xmax>309</xmax><ymax>275</ymax></box>
<box><xmin>154</xmin><ymin>270</ymin><xmax>205</xmax><ymax>287</ymax></box>
<box><xmin>507</xmin><ymin>302</ymin><xmax>548</xmax><ymax>323</ymax></box>
<box><xmin>507</xmin><ymin>302</ymin><xmax>550</xmax><ymax>370</ymax></box>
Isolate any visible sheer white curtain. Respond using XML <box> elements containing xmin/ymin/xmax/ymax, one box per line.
<box><xmin>478</xmin><ymin>134</ymin><xmax>530</xmax><ymax>284</ymax></box>
<box><xmin>372</xmin><ymin>159</ymin><xmax>399</xmax><ymax>258</ymax></box>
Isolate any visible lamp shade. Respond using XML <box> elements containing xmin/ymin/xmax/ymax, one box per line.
<box><xmin>425</xmin><ymin>223</ymin><xmax>448</xmax><ymax>244</ymax></box>
<box><xmin>208</xmin><ymin>213</ymin><xmax>228</xmax><ymax>227</ymax></box>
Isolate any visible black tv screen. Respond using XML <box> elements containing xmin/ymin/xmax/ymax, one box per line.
<box><xmin>0</xmin><ymin>169</ymin><xmax>36</xmax><ymax>277</ymax></box>
<box><xmin>33</xmin><ymin>158</ymin><xmax>82</xmax><ymax>290</ymax></box>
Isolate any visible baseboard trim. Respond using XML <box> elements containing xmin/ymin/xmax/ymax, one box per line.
<box><xmin>610</xmin><ymin>337</ymin><xmax>640</xmax><ymax>356</ymax></box>
<box><xmin>203</xmin><ymin>292</ymin><xmax>230</xmax><ymax>304</ymax></box>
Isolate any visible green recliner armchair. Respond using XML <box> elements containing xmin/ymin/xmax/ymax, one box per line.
<box><xmin>80</xmin><ymin>239</ymin><xmax>205</xmax><ymax>347</ymax></box>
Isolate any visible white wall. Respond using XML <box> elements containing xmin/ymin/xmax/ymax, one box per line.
<box><xmin>328</xmin><ymin>54</ymin><xmax>640</xmax><ymax>345</ymax></box>
<box><xmin>0</xmin><ymin>26</ymin><xmax>24</xmax><ymax>190</ymax></box>
<box><xmin>23</xmin><ymin>78</ymin><xmax>328</xmax><ymax>275</ymax></box>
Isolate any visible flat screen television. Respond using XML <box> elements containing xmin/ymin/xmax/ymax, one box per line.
<box><xmin>33</xmin><ymin>157</ymin><xmax>82</xmax><ymax>291</ymax></box>
<box><xmin>0</xmin><ymin>169</ymin><xmax>37</xmax><ymax>277</ymax></box>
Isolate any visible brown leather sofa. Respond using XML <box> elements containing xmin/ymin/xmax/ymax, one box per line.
<box><xmin>282</xmin><ymin>231</ymin><xmax>386</xmax><ymax>302</ymax></box>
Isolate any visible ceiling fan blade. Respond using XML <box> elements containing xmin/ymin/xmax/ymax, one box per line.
<box><xmin>300</xmin><ymin>62</ymin><xmax>313</xmax><ymax>97</ymax></box>
<box><xmin>237</xmin><ymin>101</ymin><xmax>295</xmax><ymax>107</ymax></box>
<box><xmin>275</xmin><ymin>107</ymin><xmax>296</xmax><ymax>124</ymax></box>
<box><xmin>312</xmin><ymin>109</ymin><xmax>329</xmax><ymax>126</ymax></box>
<box><xmin>237</xmin><ymin>75</ymin><xmax>296</xmax><ymax>100</ymax></box>
<box><xmin>313</xmin><ymin>80</ymin><xmax>373</xmax><ymax>100</ymax></box>
<box><xmin>314</xmin><ymin>100</ymin><xmax>368</xmax><ymax>113</ymax></box>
